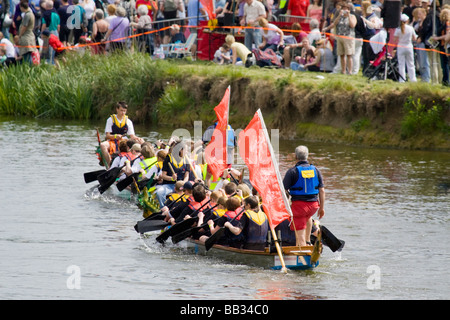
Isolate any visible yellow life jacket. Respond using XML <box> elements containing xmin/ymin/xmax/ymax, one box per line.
<box><xmin>139</xmin><ymin>156</ymin><xmax>157</xmax><ymax>179</ymax></box>
<box><xmin>245</xmin><ymin>210</ymin><xmax>267</xmax><ymax>226</ymax></box>
<box><xmin>213</xmin><ymin>208</ymin><xmax>226</xmax><ymax>217</ymax></box>
<box><xmin>168</xmin><ymin>154</ymin><xmax>186</xmax><ymax>169</ymax></box>
<box><xmin>111</xmin><ymin>114</ymin><xmax>128</xmax><ymax>129</ymax></box>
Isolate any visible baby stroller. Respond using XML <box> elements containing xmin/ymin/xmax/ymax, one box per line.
<box><xmin>363</xmin><ymin>29</ymin><xmax>404</xmax><ymax>81</ymax></box>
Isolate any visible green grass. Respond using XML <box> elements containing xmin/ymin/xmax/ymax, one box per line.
<box><xmin>0</xmin><ymin>52</ymin><xmax>449</xmax><ymax>150</ymax></box>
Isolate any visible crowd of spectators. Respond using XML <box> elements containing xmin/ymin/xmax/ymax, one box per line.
<box><xmin>0</xmin><ymin>0</ymin><xmax>448</xmax><ymax>85</ymax></box>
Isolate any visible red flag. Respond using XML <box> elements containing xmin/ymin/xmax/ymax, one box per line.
<box><xmin>199</xmin><ymin>0</ymin><xmax>216</xmax><ymax>20</ymax></box>
<box><xmin>204</xmin><ymin>87</ymin><xmax>230</xmax><ymax>180</ymax></box>
<box><xmin>238</xmin><ymin>110</ymin><xmax>292</xmax><ymax>228</ymax></box>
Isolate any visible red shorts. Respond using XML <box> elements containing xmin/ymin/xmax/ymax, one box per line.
<box><xmin>290</xmin><ymin>201</ymin><xmax>319</xmax><ymax>230</ymax></box>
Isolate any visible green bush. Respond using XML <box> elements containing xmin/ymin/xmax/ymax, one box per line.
<box><xmin>401</xmin><ymin>97</ymin><xmax>449</xmax><ymax>138</ymax></box>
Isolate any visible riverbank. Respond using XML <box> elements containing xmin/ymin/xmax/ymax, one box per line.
<box><xmin>0</xmin><ymin>52</ymin><xmax>448</xmax><ymax>151</ymax></box>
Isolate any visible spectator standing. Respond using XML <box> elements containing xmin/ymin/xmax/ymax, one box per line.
<box><xmin>81</xmin><ymin>0</ymin><xmax>96</xmax><ymax>36</ymax></box>
<box><xmin>18</xmin><ymin>0</ymin><xmax>37</xmax><ymax>64</ymax></box>
<box><xmin>287</xmin><ymin>0</ymin><xmax>309</xmax><ymax>21</ymax></box>
<box><xmin>394</xmin><ymin>14</ymin><xmax>417</xmax><ymax>82</ymax></box>
<box><xmin>240</xmin><ymin>0</ymin><xmax>266</xmax><ymax>51</ymax></box>
<box><xmin>57</xmin><ymin>0</ymin><xmax>71</xmax><ymax>46</ymax></box>
<box><xmin>323</xmin><ymin>1</ymin><xmax>356</xmax><ymax>74</ymax></box>
<box><xmin>103</xmin><ymin>6</ymin><xmax>130</xmax><ymax>52</ymax></box>
<box><xmin>412</xmin><ymin>7</ymin><xmax>430</xmax><ymax>82</ymax></box>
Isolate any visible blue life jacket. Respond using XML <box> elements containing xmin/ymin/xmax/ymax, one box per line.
<box><xmin>289</xmin><ymin>164</ymin><xmax>320</xmax><ymax>196</ymax></box>
<box><xmin>214</xmin><ymin>122</ymin><xmax>236</xmax><ymax>147</ymax></box>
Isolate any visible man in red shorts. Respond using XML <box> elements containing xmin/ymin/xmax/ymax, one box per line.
<box><xmin>283</xmin><ymin>145</ymin><xmax>325</xmax><ymax>247</ymax></box>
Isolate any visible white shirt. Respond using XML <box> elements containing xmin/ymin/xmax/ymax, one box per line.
<box><xmin>1</xmin><ymin>38</ymin><xmax>16</xmax><ymax>58</ymax></box>
<box><xmin>104</xmin><ymin>116</ymin><xmax>136</xmax><ymax>137</ymax></box>
<box><xmin>83</xmin><ymin>0</ymin><xmax>96</xmax><ymax>20</ymax></box>
<box><xmin>243</xmin><ymin>0</ymin><xmax>266</xmax><ymax>26</ymax></box>
<box><xmin>394</xmin><ymin>25</ymin><xmax>417</xmax><ymax>49</ymax></box>
<box><xmin>144</xmin><ymin>164</ymin><xmax>161</xmax><ymax>180</ymax></box>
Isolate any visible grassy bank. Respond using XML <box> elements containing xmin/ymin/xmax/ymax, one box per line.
<box><xmin>0</xmin><ymin>52</ymin><xmax>449</xmax><ymax>151</ymax></box>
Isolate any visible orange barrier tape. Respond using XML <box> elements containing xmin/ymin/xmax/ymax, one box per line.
<box><xmin>2</xmin><ymin>24</ymin><xmax>448</xmax><ymax>56</ymax></box>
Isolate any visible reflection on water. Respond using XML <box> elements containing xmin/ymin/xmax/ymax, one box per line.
<box><xmin>1</xmin><ymin>118</ymin><xmax>449</xmax><ymax>300</ymax></box>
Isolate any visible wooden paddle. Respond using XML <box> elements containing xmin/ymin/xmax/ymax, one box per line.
<box><xmin>96</xmin><ymin>128</ymin><xmax>109</xmax><ymax>169</ymax></box>
<box><xmin>186</xmin><ymin>156</ymin><xmax>200</xmax><ymax>181</ymax></box>
<box><xmin>205</xmin><ymin>207</ymin><xmax>245</xmax><ymax>251</ymax></box>
<box><xmin>171</xmin><ymin>204</ymin><xmax>219</xmax><ymax>244</ymax></box>
<box><xmin>155</xmin><ymin>199</ymin><xmax>212</xmax><ymax>244</ymax></box>
<box><xmin>84</xmin><ymin>169</ymin><xmax>106</xmax><ymax>183</ymax></box>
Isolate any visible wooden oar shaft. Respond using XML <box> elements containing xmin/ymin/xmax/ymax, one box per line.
<box><xmin>186</xmin><ymin>157</ymin><xmax>200</xmax><ymax>181</ymax></box>
<box><xmin>270</xmin><ymin>226</ymin><xmax>287</xmax><ymax>273</ymax></box>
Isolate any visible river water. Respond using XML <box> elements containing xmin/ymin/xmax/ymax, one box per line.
<box><xmin>1</xmin><ymin>117</ymin><xmax>449</xmax><ymax>300</ymax></box>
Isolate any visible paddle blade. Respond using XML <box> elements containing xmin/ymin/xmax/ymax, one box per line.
<box><xmin>155</xmin><ymin>217</ymin><xmax>198</xmax><ymax>243</ymax></box>
<box><xmin>116</xmin><ymin>173</ymin><xmax>138</xmax><ymax>192</ymax></box>
<box><xmin>84</xmin><ymin>169</ymin><xmax>106</xmax><ymax>183</ymax></box>
<box><xmin>171</xmin><ymin>228</ymin><xmax>194</xmax><ymax>244</ymax></box>
<box><xmin>321</xmin><ymin>225</ymin><xmax>345</xmax><ymax>252</ymax></box>
<box><xmin>98</xmin><ymin>178</ymin><xmax>115</xmax><ymax>194</ymax></box>
<box><xmin>135</xmin><ymin>220</ymin><xmax>170</xmax><ymax>234</ymax></box>
<box><xmin>155</xmin><ymin>229</ymin><xmax>171</xmax><ymax>243</ymax></box>
<box><xmin>205</xmin><ymin>227</ymin><xmax>225</xmax><ymax>251</ymax></box>
<box><xmin>97</xmin><ymin>166</ymin><xmax>122</xmax><ymax>184</ymax></box>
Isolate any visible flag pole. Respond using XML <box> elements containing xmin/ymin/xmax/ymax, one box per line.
<box><xmin>256</xmin><ymin>109</ymin><xmax>289</xmax><ymax>274</ymax></box>
<box><xmin>226</xmin><ymin>85</ymin><xmax>231</xmax><ymax>166</ymax></box>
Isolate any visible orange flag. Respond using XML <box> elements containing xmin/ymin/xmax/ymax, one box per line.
<box><xmin>204</xmin><ymin>86</ymin><xmax>230</xmax><ymax>180</ymax></box>
<box><xmin>238</xmin><ymin>109</ymin><xmax>292</xmax><ymax>228</ymax></box>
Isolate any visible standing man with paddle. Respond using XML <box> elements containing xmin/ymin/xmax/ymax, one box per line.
<box><xmin>282</xmin><ymin>145</ymin><xmax>325</xmax><ymax>247</ymax></box>
<box><xmin>99</xmin><ymin>101</ymin><xmax>145</xmax><ymax>166</ymax></box>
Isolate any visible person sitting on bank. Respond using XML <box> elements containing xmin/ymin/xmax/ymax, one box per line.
<box><xmin>282</xmin><ymin>145</ymin><xmax>325</xmax><ymax>247</ymax></box>
<box><xmin>100</xmin><ymin>101</ymin><xmax>145</xmax><ymax>166</ymax></box>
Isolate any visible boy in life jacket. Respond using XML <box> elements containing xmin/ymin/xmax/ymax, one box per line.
<box><xmin>163</xmin><ymin>181</ymin><xmax>194</xmax><ymax>223</ymax></box>
<box><xmin>125</xmin><ymin>143</ymin><xmax>157</xmax><ymax>180</ymax></box>
<box><xmin>99</xmin><ymin>101</ymin><xmax>145</xmax><ymax>167</ymax></box>
<box><xmin>165</xmin><ymin>181</ymin><xmax>185</xmax><ymax>204</ymax></box>
<box><xmin>109</xmin><ymin>140</ymin><xmax>131</xmax><ymax>169</ymax></box>
<box><xmin>204</xmin><ymin>196</ymin><xmax>245</xmax><ymax>248</ymax></box>
<box><xmin>155</xmin><ymin>140</ymin><xmax>190</xmax><ymax>208</ymax></box>
<box><xmin>173</xmin><ymin>183</ymin><xmax>210</xmax><ymax>224</ymax></box>
<box><xmin>240</xmin><ymin>196</ymin><xmax>269</xmax><ymax>250</ymax></box>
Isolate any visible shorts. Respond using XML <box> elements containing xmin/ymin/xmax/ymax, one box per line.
<box><xmin>336</xmin><ymin>36</ymin><xmax>355</xmax><ymax>56</ymax></box>
<box><xmin>290</xmin><ymin>201</ymin><xmax>319</xmax><ymax>230</ymax></box>
<box><xmin>59</xmin><ymin>25</ymin><xmax>70</xmax><ymax>43</ymax></box>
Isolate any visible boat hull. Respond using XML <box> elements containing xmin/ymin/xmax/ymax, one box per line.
<box><xmin>183</xmin><ymin>239</ymin><xmax>319</xmax><ymax>270</ymax></box>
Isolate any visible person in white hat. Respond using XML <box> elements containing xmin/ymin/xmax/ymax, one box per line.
<box><xmin>394</xmin><ymin>13</ymin><xmax>418</xmax><ymax>82</ymax></box>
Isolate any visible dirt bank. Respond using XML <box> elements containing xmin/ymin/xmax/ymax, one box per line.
<box><xmin>139</xmin><ymin>63</ymin><xmax>449</xmax><ymax>151</ymax></box>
